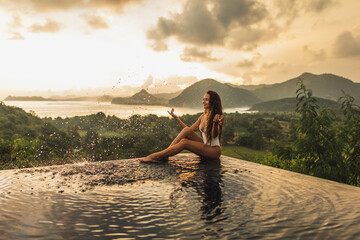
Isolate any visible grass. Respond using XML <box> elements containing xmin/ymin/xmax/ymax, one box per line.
<box><xmin>221</xmin><ymin>145</ymin><xmax>267</xmax><ymax>162</ymax></box>
<box><xmin>182</xmin><ymin>145</ymin><xmax>267</xmax><ymax>163</ymax></box>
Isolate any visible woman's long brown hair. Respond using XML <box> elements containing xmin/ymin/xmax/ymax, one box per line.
<box><xmin>204</xmin><ymin>90</ymin><xmax>223</xmax><ymax>145</ymax></box>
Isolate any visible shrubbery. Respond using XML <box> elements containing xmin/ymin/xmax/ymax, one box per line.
<box><xmin>1</xmin><ymin>84</ymin><xmax>359</xmax><ymax>187</ymax></box>
<box><xmin>262</xmin><ymin>80</ymin><xmax>360</xmax><ymax>186</ymax></box>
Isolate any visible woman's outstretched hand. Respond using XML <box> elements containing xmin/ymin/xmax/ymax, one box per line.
<box><xmin>167</xmin><ymin>108</ymin><xmax>177</xmax><ymax>118</ymax></box>
<box><xmin>213</xmin><ymin>114</ymin><xmax>224</xmax><ymax>126</ymax></box>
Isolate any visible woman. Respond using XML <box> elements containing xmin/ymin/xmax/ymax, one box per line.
<box><xmin>139</xmin><ymin>90</ymin><xmax>224</xmax><ymax>163</ymax></box>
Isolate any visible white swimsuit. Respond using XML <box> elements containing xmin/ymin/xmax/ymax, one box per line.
<box><xmin>200</xmin><ymin>116</ymin><xmax>220</xmax><ymax>147</ymax></box>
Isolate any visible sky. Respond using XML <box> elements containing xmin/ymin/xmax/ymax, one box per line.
<box><xmin>0</xmin><ymin>0</ymin><xmax>359</xmax><ymax>98</ymax></box>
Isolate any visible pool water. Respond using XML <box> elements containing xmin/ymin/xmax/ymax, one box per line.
<box><xmin>1</xmin><ymin>155</ymin><xmax>360</xmax><ymax>239</ymax></box>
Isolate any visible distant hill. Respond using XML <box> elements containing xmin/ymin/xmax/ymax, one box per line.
<box><xmin>111</xmin><ymin>89</ymin><xmax>166</xmax><ymax>105</ymax></box>
<box><xmin>4</xmin><ymin>72</ymin><xmax>359</xmax><ymax>107</ymax></box>
<box><xmin>250</xmin><ymin>97</ymin><xmax>342</xmax><ymax>112</ymax></box>
<box><xmin>96</xmin><ymin>95</ymin><xmax>113</xmax><ymax>102</ymax></box>
<box><xmin>169</xmin><ymin>79</ymin><xmax>261</xmax><ymax>108</ymax></box>
<box><xmin>0</xmin><ymin>102</ymin><xmax>43</xmax><ymax>141</ymax></box>
<box><xmin>4</xmin><ymin>96</ymin><xmax>49</xmax><ymax>101</ymax></box>
<box><xmin>249</xmin><ymin>73</ymin><xmax>360</xmax><ymax>103</ymax></box>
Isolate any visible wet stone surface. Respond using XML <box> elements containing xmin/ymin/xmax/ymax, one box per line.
<box><xmin>10</xmin><ymin>157</ymin><xmax>184</xmax><ymax>193</ymax></box>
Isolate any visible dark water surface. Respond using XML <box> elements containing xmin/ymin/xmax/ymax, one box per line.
<box><xmin>1</xmin><ymin>155</ymin><xmax>360</xmax><ymax>239</ymax></box>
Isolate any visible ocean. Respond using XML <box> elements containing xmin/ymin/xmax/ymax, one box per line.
<box><xmin>2</xmin><ymin>101</ymin><xmax>252</xmax><ymax>119</ymax></box>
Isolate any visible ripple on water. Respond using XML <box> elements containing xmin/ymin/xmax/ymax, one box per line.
<box><xmin>1</xmin><ymin>155</ymin><xmax>360</xmax><ymax>239</ymax></box>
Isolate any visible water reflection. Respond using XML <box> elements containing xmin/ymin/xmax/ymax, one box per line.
<box><xmin>3</xmin><ymin>100</ymin><xmax>253</xmax><ymax>118</ymax></box>
<box><xmin>169</xmin><ymin>157</ymin><xmax>225</xmax><ymax>222</ymax></box>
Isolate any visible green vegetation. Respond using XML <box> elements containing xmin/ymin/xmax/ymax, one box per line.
<box><xmin>1</xmin><ymin>80</ymin><xmax>359</xmax><ymax>186</ymax></box>
<box><xmin>259</xmin><ymin>80</ymin><xmax>360</xmax><ymax>186</ymax></box>
<box><xmin>221</xmin><ymin>146</ymin><xmax>267</xmax><ymax>162</ymax></box>
<box><xmin>250</xmin><ymin>97</ymin><xmax>341</xmax><ymax>112</ymax></box>
<box><xmin>0</xmin><ymin>102</ymin><xmax>78</xmax><ymax>169</ymax></box>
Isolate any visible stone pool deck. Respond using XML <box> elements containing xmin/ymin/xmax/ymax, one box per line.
<box><xmin>1</xmin><ymin>154</ymin><xmax>229</xmax><ymax>194</ymax></box>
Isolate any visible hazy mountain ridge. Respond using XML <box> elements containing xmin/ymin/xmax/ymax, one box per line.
<box><xmin>4</xmin><ymin>96</ymin><xmax>49</xmax><ymax>101</ymax></box>
<box><xmin>169</xmin><ymin>79</ymin><xmax>261</xmax><ymax>108</ymax></box>
<box><xmin>168</xmin><ymin>72</ymin><xmax>359</xmax><ymax>109</ymax></box>
<box><xmin>250</xmin><ymin>72</ymin><xmax>360</xmax><ymax>102</ymax></box>
<box><xmin>111</xmin><ymin>89</ymin><xmax>167</xmax><ymax>106</ymax></box>
<box><xmin>153</xmin><ymin>91</ymin><xmax>182</xmax><ymax>100</ymax></box>
<box><xmin>3</xmin><ymin>73</ymin><xmax>359</xmax><ymax>109</ymax></box>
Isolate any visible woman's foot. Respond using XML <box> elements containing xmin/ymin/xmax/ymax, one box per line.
<box><xmin>139</xmin><ymin>155</ymin><xmax>168</xmax><ymax>163</ymax></box>
<box><xmin>139</xmin><ymin>156</ymin><xmax>157</xmax><ymax>163</ymax></box>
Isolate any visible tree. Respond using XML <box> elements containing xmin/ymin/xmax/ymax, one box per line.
<box><xmin>294</xmin><ymin>79</ymin><xmax>344</xmax><ymax>181</ymax></box>
<box><xmin>11</xmin><ymin>138</ymin><xmax>42</xmax><ymax>168</ymax></box>
<box><xmin>0</xmin><ymin>139</ymin><xmax>11</xmax><ymax>168</ymax></box>
<box><xmin>339</xmin><ymin>92</ymin><xmax>360</xmax><ymax>185</ymax></box>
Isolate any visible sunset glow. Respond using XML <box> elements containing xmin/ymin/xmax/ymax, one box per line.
<box><xmin>0</xmin><ymin>0</ymin><xmax>359</xmax><ymax>98</ymax></box>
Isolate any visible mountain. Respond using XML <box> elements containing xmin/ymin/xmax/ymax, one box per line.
<box><xmin>169</xmin><ymin>79</ymin><xmax>261</xmax><ymax>108</ymax></box>
<box><xmin>250</xmin><ymin>73</ymin><xmax>360</xmax><ymax>102</ymax></box>
<box><xmin>250</xmin><ymin>97</ymin><xmax>341</xmax><ymax>112</ymax></box>
<box><xmin>153</xmin><ymin>91</ymin><xmax>182</xmax><ymax>100</ymax></box>
<box><xmin>111</xmin><ymin>89</ymin><xmax>166</xmax><ymax>105</ymax></box>
<box><xmin>4</xmin><ymin>96</ymin><xmax>49</xmax><ymax>101</ymax></box>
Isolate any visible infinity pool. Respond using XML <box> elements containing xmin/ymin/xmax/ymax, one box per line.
<box><xmin>1</xmin><ymin>154</ymin><xmax>360</xmax><ymax>239</ymax></box>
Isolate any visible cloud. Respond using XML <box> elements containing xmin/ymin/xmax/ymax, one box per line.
<box><xmin>0</xmin><ymin>0</ymin><xmax>83</xmax><ymax>12</ymax></box>
<box><xmin>227</xmin><ymin>23</ymin><xmax>280</xmax><ymax>51</ymax></box>
<box><xmin>275</xmin><ymin>0</ymin><xmax>335</xmax><ymax>21</ymax></box>
<box><xmin>141</xmin><ymin>75</ymin><xmax>154</xmax><ymax>90</ymax></box>
<box><xmin>7</xmin><ymin>13</ymin><xmax>23</xmax><ymax>29</ymax></box>
<box><xmin>241</xmin><ymin>71</ymin><xmax>255</xmax><ymax>85</ymax></box>
<box><xmin>88</xmin><ymin>0</ymin><xmax>141</xmax><ymax>11</ymax></box>
<box><xmin>109</xmin><ymin>75</ymin><xmax>198</xmax><ymax>95</ymax></box>
<box><xmin>180</xmin><ymin>47</ymin><xmax>220</xmax><ymax>62</ymax></box>
<box><xmin>28</xmin><ymin>18</ymin><xmax>62</xmax><ymax>33</ymax></box>
<box><xmin>147</xmin><ymin>1</ymin><xmax>225</xmax><ymax>52</ymax></box>
<box><xmin>302</xmin><ymin>45</ymin><xmax>327</xmax><ymax>61</ymax></box>
<box><xmin>236</xmin><ymin>59</ymin><xmax>255</xmax><ymax>68</ymax></box>
<box><xmin>306</xmin><ymin>0</ymin><xmax>335</xmax><ymax>12</ymax></box>
<box><xmin>261</xmin><ymin>61</ymin><xmax>283</xmax><ymax>69</ymax></box>
<box><xmin>83</xmin><ymin>14</ymin><xmax>109</xmax><ymax>30</ymax></box>
<box><xmin>0</xmin><ymin>0</ymin><xmax>141</xmax><ymax>12</ymax></box>
<box><xmin>7</xmin><ymin>31</ymin><xmax>25</xmax><ymax>40</ymax></box>
<box><xmin>147</xmin><ymin>75</ymin><xmax>199</xmax><ymax>93</ymax></box>
<box><xmin>333</xmin><ymin>31</ymin><xmax>360</xmax><ymax>57</ymax></box>
<box><xmin>213</xmin><ymin>0</ymin><xmax>268</xmax><ymax>27</ymax></box>
<box><xmin>146</xmin><ymin>0</ymin><xmax>280</xmax><ymax>54</ymax></box>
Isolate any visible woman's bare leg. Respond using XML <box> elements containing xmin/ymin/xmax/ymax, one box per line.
<box><xmin>169</xmin><ymin>127</ymin><xmax>203</xmax><ymax>147</ymax></box>
<box><xmin>155</xmin><ymin>127</ymin><xmax>202</xmax><ymax>161</ymax></box>
<box><xmin>139</xmin><ymin>139</ymin><xmax>220</xmax><ymax>162</ymax></box>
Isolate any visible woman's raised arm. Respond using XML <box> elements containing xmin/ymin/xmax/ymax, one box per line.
<box><xmin>168</xmin><ymin>108</ymin><xmax>188</xmax><ymax>128</ymax></box>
